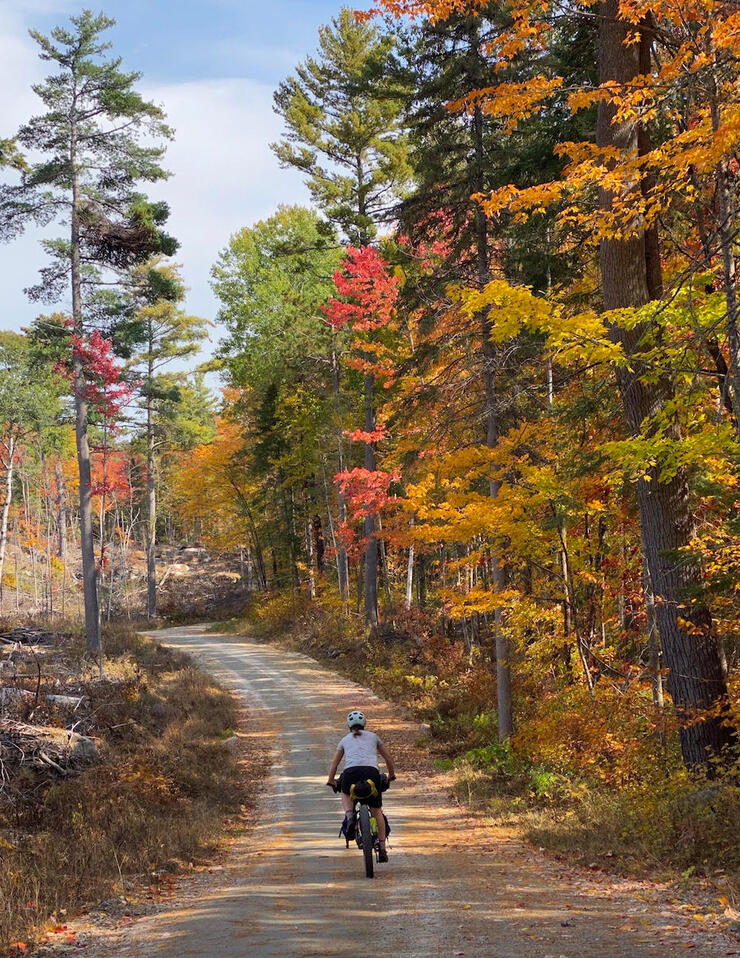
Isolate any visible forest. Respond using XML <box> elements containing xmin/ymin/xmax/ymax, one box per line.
<box><xmin>1</xmin><ymin>0</ymin><xmax>740</xmax><ymax>889</ymax></box>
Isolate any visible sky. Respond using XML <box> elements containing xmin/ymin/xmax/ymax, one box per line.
<box><xmin>0</xmin><ymin>0</ymin><xmax>356</xmax><ymax>354</ymax></box>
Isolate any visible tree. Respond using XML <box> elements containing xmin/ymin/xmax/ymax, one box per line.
<box><xmin>213</xmin><ymin>206</ymin><xmax>344</xmax><ymax>594</ymax></box>
<box><xmin>273</xmin><ymin>10</ymin><xmax>412</xmax><ymax>617</ymax></box>
<box><xmin>594</xmin><ymin>0</ymin><xmax>734</xmax><ymax>767</ymax></box>
<box><xmin>125</xmin><ymin>261</ymin><xmax>209</xmax><ymax>618</ymax></box>
<box><xmin>0</xmin><ymin>333</ymin><xmax>60</xmax><ymax>604</ymax></box>
<box><xmin>324</xmin><ymin>245</ymin><xmax>401</xmax><ymax>624</ymax></box>
<box><xmin>0</xmin><ymin>11</ymin><xmax>175</xmax><ymax>654</ymax></box>
<box><xmin>272</xmin><ymin>8</ymin><xmax>409</xmax><ymax>246</ymax></box>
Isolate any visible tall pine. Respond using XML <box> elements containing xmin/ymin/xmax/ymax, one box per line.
<box><xmin>0</xmin><ymin>12</ymin><xmax>175</xmax><ymax>654</ymax></box>
<box><xmin>272</xmin><ymin>8</ymin><xmax>409</xmax><ymax>623</ymax></box>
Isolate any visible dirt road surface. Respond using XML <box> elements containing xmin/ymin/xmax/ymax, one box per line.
<box><xmin>45</xmin><ymin>625</ymin><xmax>737</xmax><ymax>958</ymax></box>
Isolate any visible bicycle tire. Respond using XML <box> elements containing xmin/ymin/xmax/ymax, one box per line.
<box><xmin>359</xmin><ymin>805</ymin><xmax>374</xmax><ymax>878</ymax></box>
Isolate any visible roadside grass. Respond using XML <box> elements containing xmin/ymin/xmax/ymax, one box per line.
<box><xmin>218</xmin><ymin>591</ymin><xmax>740</xmax><ymax>904</ymax></box>
<box><xmin>0</xmin><ymin>622</ymin><xmax>251</xmax><ymax>956</ymax></box>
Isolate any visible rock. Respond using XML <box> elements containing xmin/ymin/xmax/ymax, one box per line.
<box><xmin>223</xmin><ymin>734</ymin><xmax>240</xmax><ymax>755</ymax></box>
<box><xmin>66</xmin><ymin>730</ymin><xmax>98</xmax><ymax>761</ymax></box>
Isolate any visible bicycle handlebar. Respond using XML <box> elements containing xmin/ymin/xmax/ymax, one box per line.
<box><xmin>326</xmin><ymin>777</ymin><xmax>392</xmax><ymax>793</ymax></box>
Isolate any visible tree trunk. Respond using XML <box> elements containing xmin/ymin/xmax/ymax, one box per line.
<box><xmin>55</xmin><ymin>460</ymin><xmax>67</xmax><ymax>559</ymax></box>
<box><xmin>713</xmin><ymin>141</ymin><xmax>740</xmax><ymax>444</ymax></box>
<box><xmin>643</xmin><ymin>555</ymin><xmax>664</xmax><ymax>708</ymax></box>
<box><xmin>472</xmin><ymin>61</ymin><xmax>513</xmax><ymax>739</ymax></box>
<box><xmin>146</xmin><ymin>346</ymin><xmax>157</xmax><ymax>619</ymax></box>
<box><xmin>71</xmin><ymin>145</ymin><xmax>101</xmax><ymax>656</ymax></box>
<box><xmin>363</xmin><ymin>371</ymin><xmax>379</xmax><ymax>626</ymax></box>
<box><xmin>406</xmin><ymin>545</ymin><xmax>414</xmax><ymax>611</ymax></box>
<box><xmin>313</xmin><ymin>514</ymin><xmax>325</xmax><ymax>575</ymax></box>
<box><xmin>598</xmin><ymin>0</ymin><xmax>735</xmax><ymax>766</ymax></box>
<box><xmin>332</xmin><ymin>346</ymin><xmax>350</xmax><ymax>600</ymax></box>
<box><xmin>0</xmin><ymin>433</ymin><xmax>16</xmax><ymax>607</ymax></box>
<box><xmin>305</xmin><ymin>513</ymin><xmax>316</xmax><ymax>599</ymax></box>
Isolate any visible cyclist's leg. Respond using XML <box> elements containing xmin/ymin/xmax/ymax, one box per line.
<box><xmin>370</xmin><ymin>805</ymin><xmax>386</xmax><ymax>844</ymax></box>
<box><xmin>340</xmin><ymin>792</ymin><xmax>353</xmax><ymax>813</ymax></box>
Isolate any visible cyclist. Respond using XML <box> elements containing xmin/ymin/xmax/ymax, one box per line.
<box><xmin>326</xmin><ymin>710</ymin><xmax>396</xmax><ymax>862</ymax></box>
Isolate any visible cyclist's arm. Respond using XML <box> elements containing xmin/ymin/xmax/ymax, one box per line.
<box><xmin>326</xmin><ymin>747</ymin><xmax>344</xmax><ymax>785</ymax></box>
<box><xmin>378</xmin><ymin>742</ymin><xmax>396</xmax><ymax>780</ymax></box>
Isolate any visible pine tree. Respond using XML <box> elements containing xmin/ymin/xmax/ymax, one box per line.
<box><xmin>272</xmin><ymin>8</ymin><xmax>409</xmax><ymax>246</ymax></box>
<box><xmin>273</xmin><ymin>9</ymin><xmax>410</xmax><ymax>622</ymax></box>
<box><xmin>0</xmin><ymin>11</ymin><xmax>175</xmax><ymax>654</ymax></box>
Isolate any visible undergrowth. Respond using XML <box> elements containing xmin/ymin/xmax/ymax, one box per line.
<box><xmin>229</xmin><ymin>590</ymin><xmax>740</xmax><ymax>891</ymax></box>
<box><xmin>0</xmin><ymin>621</ymin><xmax>247</xmax><ymax>956</ymax></box>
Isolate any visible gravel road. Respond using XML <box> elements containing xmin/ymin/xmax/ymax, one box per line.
<box><xmin>59</xmin><ymin>625</ymin><xmax>733</xmax><ymax>958</ymax></box>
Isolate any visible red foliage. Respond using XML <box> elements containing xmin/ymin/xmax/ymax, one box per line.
<box><xmin>335</xmin><ymin>467</ymin><xmax>399</xmax><ymax>522</ymax></box>
<box><xmin>344</xmin><ymin>425</ymin><xmax>388</xmax><ymax>443</ymax></box>
<box><xmin>55</xmin><ymin>327</ymin><xmax>133</xmax><ymax>422</ymax></box>
<box><xmin>323</xmin><ymin>246</ymin><xmax>400</xmax><ymax>334</ymax></box>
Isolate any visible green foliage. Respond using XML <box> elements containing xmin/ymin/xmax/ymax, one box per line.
<box><xmin>272</xmin><ymin>9</ymin><xmax>410</xmax><ymax>243</ymax></box>
<box><xmin>0</xmin><ymin>10</ymin><xmax>175</xmax><ymax>290</ymax></box>
<box><xmin>0</xmin><ymin>138</ymin><xmax>26</xmax><ymax>172</ymax></box>
<box><xmin>0</xmin><ymin>332</ymin><xmax>62</xmax><ymax>440</ymax></box>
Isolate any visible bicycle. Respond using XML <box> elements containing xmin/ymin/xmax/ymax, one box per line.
<box><xmin>328</xmin><ymin>773</ymin><xmax>390</xmax><ymax>878</ymax></box>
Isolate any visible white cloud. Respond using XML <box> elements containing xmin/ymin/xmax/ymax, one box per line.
<box><xmin>144</xmin><ymin>78</ymin><xmax>310</xmax><ymax>340</ymax></box>
<box><xmin>0</xmin><ymin>13</ymin><xmax>311</xmax><ymax>350</ymax></box>
<box><xmin>0</xmin><ymin>2</ymin><xmax>71</xmax><ymax>330</ymax></box>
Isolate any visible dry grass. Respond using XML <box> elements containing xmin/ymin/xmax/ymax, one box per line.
<box><xmin>0</xmin><ymin>622</ymin><xmax>249</xmax><ymax>956</ymax></box>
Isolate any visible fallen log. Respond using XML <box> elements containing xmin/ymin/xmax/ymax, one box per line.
<box><xmin>0</xmin><ymin>627</ymin><xmax>55</xmax><ymax>646</ymax></box>
<box><xmin>45</xmin><ymin>694</ymin><xmax>86</xmax><ymax>710</ymax></box>
<box><xmin>0</xmin><ymin>687</ymin><xmax>36</xmax><ymax>709</ymax></box>
<box><xmin>0</xmin><ymin>720</ymin><xmax>98</xmax><ymax>775</ymax></box>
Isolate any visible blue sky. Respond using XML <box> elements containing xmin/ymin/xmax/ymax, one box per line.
<box><xmin>0</xmin><ymin>0</ymin><xmax>358</xmax><ymax>351</ymax></box>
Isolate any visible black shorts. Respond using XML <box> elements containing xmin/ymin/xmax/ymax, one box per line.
<box><xmin>340</xmin><ymin>765</ymin><xmax>383</xmax><ymax>807</ymax></box>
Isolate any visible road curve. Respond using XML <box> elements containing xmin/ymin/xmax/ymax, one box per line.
<box><xmin>82</xmin><ymin>625</ymin><xmax>726</xmax><ymax>958</ymax></box>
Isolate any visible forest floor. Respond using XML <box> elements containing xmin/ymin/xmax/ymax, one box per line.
<box><xmin>0</xmin><ymin>622</ymin><xmax>261</xmax><ymax>958</ymax></box>
<box><xmin>25</xmin><ymin>624</ymin><xmax>740</xmax><ymax>958</ymax></box>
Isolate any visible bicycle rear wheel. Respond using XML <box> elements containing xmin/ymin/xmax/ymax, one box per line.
<box><xmin>358</xmin><ymin>805</ymin><xmax>374</xmax><ymax>878</ymax></box>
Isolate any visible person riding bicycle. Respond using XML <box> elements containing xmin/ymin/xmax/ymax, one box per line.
<box><xmin>326</xmin><ymin>710</ymin><xmax>396</xmax><ymax>863</ymax></box>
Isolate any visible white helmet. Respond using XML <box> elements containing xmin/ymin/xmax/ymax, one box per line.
<box><xmin>347</xmin><ymin>710</ymin><xmax>366</xmax><ymax>730</ymax></box>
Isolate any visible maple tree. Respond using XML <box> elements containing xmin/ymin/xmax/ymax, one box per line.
<box><xmin>365</xmin><ymin>0</ymin><xmax>739</xmax><ymax>765</ymax></box>
<box><xmin>325</xmin><ymin>245</ymin><xmax>402</xmax><ymax>624</ymax></box>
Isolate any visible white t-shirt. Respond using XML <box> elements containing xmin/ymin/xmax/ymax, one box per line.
<box><xmin>338</xmin><ymin>730</ymin><xmax>382</xmax><ymax>770</ymax></box>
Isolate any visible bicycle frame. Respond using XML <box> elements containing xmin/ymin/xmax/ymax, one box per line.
<box><xmin>330</xmin><ymin>780</ymin><xmax>382</xmax><ymax>878</ymax></box>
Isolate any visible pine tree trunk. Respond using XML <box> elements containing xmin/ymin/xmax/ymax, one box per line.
<box><xmin>598</xmin><ymin>0</ymin><xmax>735</xmax><ymax>766</ymax></box>
<box><xmin>71</xmin><ymin>146</ymin><xmax>101</xmax><ymax>655</ymax></box>
<box><xmin>146</xmin><ymin>346</ymin><xmax>157</xmax><ymax>619</ymax></box>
